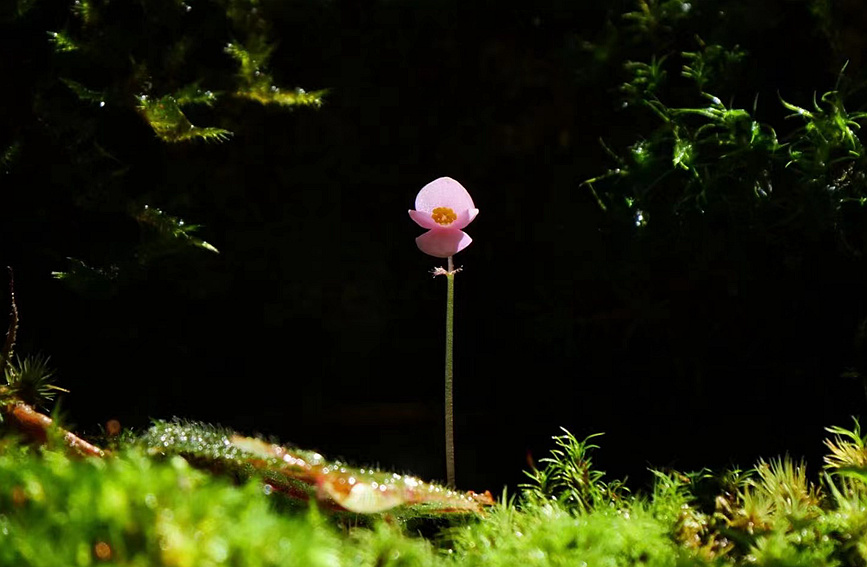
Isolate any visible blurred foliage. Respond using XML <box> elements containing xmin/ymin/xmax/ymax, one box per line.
<box><xmin>1</xmin><ymin>0</ymin><xmax>323</xmax><ymax>293</ymax></box>
<box><xmin>552</xmin><ymin>0</ymin><xmax>867</xmax><ymax>454</ymax></box>
<box><xmin>583</xmin><ymin>0</ymin><xmax>867</xmax><ymax>250</ymax></box>
<box><xmin>0</xmin><ymin>143</ymin><xmax>19</xmax><ymax>174</ymax></box>
<box><xmin>590</xmin><ymin>40</ymin><xmax>821</xmax><ymax>223</ymax></box>
<box><xmin>0</xmin><ymin>445</ymin><xmax>346</xmax><ymax>567</ymax></box>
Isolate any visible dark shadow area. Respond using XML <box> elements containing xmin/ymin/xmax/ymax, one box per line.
<box><xmin>3</xmin><ymin>0</ymin><xmax>867</xmax><ymax>494</ymax></box>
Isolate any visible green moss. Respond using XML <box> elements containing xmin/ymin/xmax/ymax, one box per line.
<box><xmin>450</xmin><ymin>502</ymin><xmax>692</xmax><ymax>567</ymax></box>
<box><xmin>0</xmin><ymin>445</ymin><xmax>344</xmax><ymax>566</ymax></box>
<box><xmin>9</xmin><ymin>423</ymin><xmax>867</xmax><ymax>566</ymax></box>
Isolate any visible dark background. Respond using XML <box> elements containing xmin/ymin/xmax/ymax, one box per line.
<box><xmin>4</xmin><ymin>0</ymin><xmax>867</xmax><ymax>494</ymax></box>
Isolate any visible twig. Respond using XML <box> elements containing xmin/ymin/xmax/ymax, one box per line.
<box><xmin>2</xmin><ymin>399</ymin><xmax>106</xmax><ymax>458</ymax></box>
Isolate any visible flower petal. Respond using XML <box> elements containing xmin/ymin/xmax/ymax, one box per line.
<box><xmin>408</xmin><ymin>209</ymin><xmax>440</xmax><ymax>229</ymax></box>
<box><xmin>415</xmin><ymin>228</ymin><xmax>472</xmax><ymax>258</ymax></box>
<box><xmin>409</xmin><ymin>207</ymin><xmax>479</xmax><ymax>230</ymax></box>
<box><xmin>415</xmin><ymin>177</ymin><xmax>475</xmax><ymax>214</ymax></box>
<box><xmin>451</xmin><ymin>207</ymin><xmax>479</xmax><ymax>230</ymax></box>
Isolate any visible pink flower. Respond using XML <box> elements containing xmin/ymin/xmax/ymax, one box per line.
<box><xmin>409</xmin><ymin>177</ymin><xmax>479</xmax><ymax>258</ymax></box>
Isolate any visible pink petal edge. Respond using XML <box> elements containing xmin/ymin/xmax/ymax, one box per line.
<box><xmin>452</xmin><ymin>208</ymin><xmax>479</xmax><ymax>230</ymax></box>
<box><xmin>415</xmin><ymin>228</ymin><xmax>473</xmax><ymax>258</ymax></box>
<box><xmin>415</xmin><ymin>177</ymin><xmax>475</xmax><ymax>213</ymax></box>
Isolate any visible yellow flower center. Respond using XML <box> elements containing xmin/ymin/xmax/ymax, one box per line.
<box><xmin>431</xmin><ymin>207</ymin><xmax>457</xmax><ymax>226</ymax></box>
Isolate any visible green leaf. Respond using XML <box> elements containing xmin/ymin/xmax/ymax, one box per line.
<box><xmin>239</xmin><ymin>86</ymin><xmax>328</xmax><ymax>108</ymax></box>
<box><xmin>136</xmin><ymin>206</ymin><xmax>220</xmax><ymax>254</ymax></box>
<box><xmin>47</xmin><ymin>31</ymin><xmax>79</xmax><ymax>53</ymax></box>
<box><xmin>173</xmin><ymin>83</ymin><xmax>220</xmax><ymax>107</ymax></box>
<box><xmin>60</xmin><ymin>78</ymin><xmax>104</xmax><ymax>105</ymax></box>
<box><xmin>71</xmin><ymin>0</ymin><xmax>95</xmax><ymax>26</ymax></box>
<box><xmin>52</xmin><ymin>258</ymin><xmax>119</xmax><ymax>296</ymax></box>
<box><xmin>136</xmin><ymin>95</ymin><xmax>232</xmax><ymax>143</ymax></box>
<box><xmin>672</xmin><ymin>132</ymin><xmax>694</xmax><ymax>171</ymax></box>
<box><xmin>1</xmin><ymin>142</ymin><xmax>21</xmax><ymax>174</ymax></box>
<box><xmin>225</xmin><ymin>41</ymin><xmax>326</xmax><ymax>108</ymax></box>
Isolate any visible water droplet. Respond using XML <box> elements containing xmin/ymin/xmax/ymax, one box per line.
<box><xmin>263</xmin><ymin>484</ymin><xmax>273</xmax><ymax>495</ymax></box>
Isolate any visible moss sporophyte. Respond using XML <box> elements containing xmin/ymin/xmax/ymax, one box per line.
<box><xmin>409</xmin><ymin>177</ymin><xmax>478</xmax><ymax>488</ymax></box>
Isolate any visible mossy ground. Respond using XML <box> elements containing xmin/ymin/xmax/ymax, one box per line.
<box><xmin>3</xmin><ymin>424</ymin><xmax>867</xmax><ymax>566</ymax></box>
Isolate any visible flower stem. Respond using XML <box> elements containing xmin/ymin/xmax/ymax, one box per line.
<box><xmin>445</xmin><ymin>255</ymin><xmax>455</xmax><ymax>487</ymax></box>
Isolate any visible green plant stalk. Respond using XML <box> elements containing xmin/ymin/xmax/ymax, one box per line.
<box><xmin>445</xmin><ymin>255</ymin><xmax>455</xmax><ymax>488</ymax></box>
